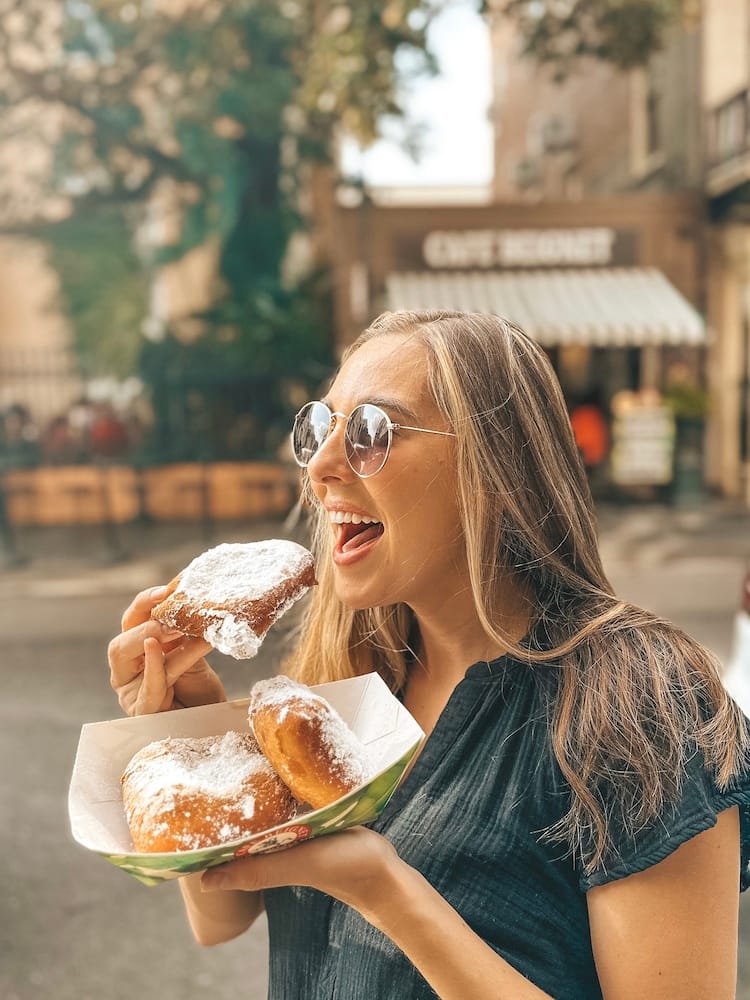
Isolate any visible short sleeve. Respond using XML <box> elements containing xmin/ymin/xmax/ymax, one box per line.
<box><xmin>578</xmin><ymin>747</ymin><xmax>750</xmax><ymax>893</ymax></box>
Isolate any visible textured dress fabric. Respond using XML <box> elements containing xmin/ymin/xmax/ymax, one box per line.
<box><xmin>264</xmin><ymin>654</ymin><xmax>750</xmax><ymax>1000</ymax></box>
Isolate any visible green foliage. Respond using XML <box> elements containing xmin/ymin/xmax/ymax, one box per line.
<box><xmin>139</xmin><ymin>266</ymin><xmax>334</xmax><ymax>461</ymax></box>
<box><xmin>490</xmin><ymin>0</ymin><xmax>686</xmax><ymax>73</ymax></box>
<box><xmin>37</xmin><ymin>208</ymin><xmax>149</xmax><ymax>378</ymax></box>
<box><xmin>0</xmin><ymin>0</ymin><xmax>436</xmax><ymax>456</ymax></box>
<box><xmin>664</xmin><ymin>381</ymin><xmax>709</xmax><ymax>421</ymax></box>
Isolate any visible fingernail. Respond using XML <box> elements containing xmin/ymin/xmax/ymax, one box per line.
<box><xmin>149</xmin><ymin>586</ymin><xmax>168</xmax><ymax>599</ymax></box>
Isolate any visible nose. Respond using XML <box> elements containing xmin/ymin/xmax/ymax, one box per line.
<box><xmin>306</xmin><ymin>415</ymin><xmax>355</xmax><ymax>483</ymax></box>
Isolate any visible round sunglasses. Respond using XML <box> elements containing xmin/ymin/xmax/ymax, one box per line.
<box><xmin>292</xmin><ymin>400</ymin><xmax>456</xmax><ymax>478</ymax></box>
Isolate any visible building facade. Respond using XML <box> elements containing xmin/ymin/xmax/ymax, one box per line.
<box><xmin>703</xmin><ymin>0</ymin><xmax>750</xmax><ymax>504</ymax></box>
<box><xmin>331</xmin><ymin>192</ymin><xmax>706</xmax><ymax>497</ymax></box>
<box><xmin>486</xmin><ymin>1</ymin><xmax>750</xmax><ymax>503</ymax></box>
<box><xmin>488</xmin><ymin>8</ymin><xmax>703</xmax><ymax>201</ymax></box>
<box><xmin>332</xmin><ymin>4</ymin><xmax>750</xmax><ymax>503</ymax></box>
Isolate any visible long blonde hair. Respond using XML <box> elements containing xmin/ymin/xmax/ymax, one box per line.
<box><xmin>288</xmin><ymin>309</ymin><xmax>748</xmax><ymax>871</ymax></box>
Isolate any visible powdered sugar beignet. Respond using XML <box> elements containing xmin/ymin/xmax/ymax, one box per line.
<box><xmin>248</xmin><ymin>676</ymin><xmax>372</xmax><ymax>809</ymax></box>
<box><xmin>121</xmin><ymin>731</ymin><xmax>299</xmax><ymax>853</ymax></box>
<box><xmin>151</xmin><ymin>540</ymin><xmax>316</xmax><ymax>659</ymax></box>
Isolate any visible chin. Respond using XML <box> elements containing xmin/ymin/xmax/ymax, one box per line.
<box><xmin>334</xmin><ymin>583</ymin><xmax>390</xmax><ymax>612</ymax></box>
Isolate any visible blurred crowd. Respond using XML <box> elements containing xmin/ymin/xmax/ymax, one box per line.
<box><xmin>0</xmin><ymin>400</ymin><xmax>146</xmax><ymax>469</ymax></box>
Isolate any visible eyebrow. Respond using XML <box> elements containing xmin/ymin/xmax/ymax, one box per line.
<box><xmin>320</xmin><ymin>396</ymin><xmax>421</xmax><ymax>423</ymax></box>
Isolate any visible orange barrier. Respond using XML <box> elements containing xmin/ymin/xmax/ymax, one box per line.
<box><xmin>4</xmin><ymin>466</ymin><xmax>139</xmax><ymax>525</ymax></box>
<box><xmin>3</xmin><ymin>462</ymin><xmax>296</xmax><ymax>526</ymax></box>
<box><xmin>141</xmin><ymin>463</ymin><xmax>209</xmax><ymax>521</ymax></box>
<box><xmin>208</xmin><ymin>462</ymin><xmax>293</xmax><ymax>519</ymax></box>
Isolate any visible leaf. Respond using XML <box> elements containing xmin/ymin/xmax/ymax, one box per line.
<box><xmin>498</xmin><ymin>0</ymin><xmax>684</xmax><ymax>73</ymax></box>
<box><xmin>0</xmin><ymin>0</ymin><xmax>437</xmax><ymax>457</ymax></box>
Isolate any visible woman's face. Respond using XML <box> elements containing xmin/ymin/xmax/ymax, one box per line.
<box><xmin>307</xmin><ymin>333</ymin><xmax>467</xmax><ymax>615</ymax></box>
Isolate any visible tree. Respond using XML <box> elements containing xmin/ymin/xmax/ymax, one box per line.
<box><xmin>0</xmin><ymin>0</ymin><xmax>436</xmax><ymax>458</ymax></box>
<box><xmin>487</xmin><ymin>0</ymin><xmax>688</xmax><ymax>73</ymax></box>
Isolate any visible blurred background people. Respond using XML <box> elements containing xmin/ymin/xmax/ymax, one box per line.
<box><xmin>0</xmin><ymin>403</ymin><xmax>40</xmax><ymax>468</ymax></box>
<box><xmin>88</xmin><ymin>402</ymin><xmax>130</xmax><ymax>460</ymax></box>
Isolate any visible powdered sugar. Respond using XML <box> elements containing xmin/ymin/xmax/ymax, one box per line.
<box><xmin>248</xmin><ymin>675</ymin><xmax>310</xmax><ymax>712</ymax></box>
<box><xmin>121</xmin><ymin>730</ymin><xmax>299</xmax><ymax>852</ymax></box>
<box><xmin>312</xmin><ymin>701</ymin><xmax>372</xmax><ymax>785</ymax></box>
<box><xmin>178</xmin><ymin>540</ymin><xmax>313</xmax><ymax>604</ymax></box>
<box><xmin>202</xmin><ymin>613</ymin><xmax>263</xmax><ymax>659</ymax></box>
<box><xmin>123</xmin><ymin>731</ymin><xmax>273</xmax><ymax>800</ymax></box>
<box><xmin>162</xmin><ymin>540</ymin><xmax>315</xmax><ymax>658</ymax></box>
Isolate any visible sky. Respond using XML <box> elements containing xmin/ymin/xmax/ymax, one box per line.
<box><xmin>340</xmin><ymin>1</ymin><xmax>494</xmax><ymax>188</ymax></box>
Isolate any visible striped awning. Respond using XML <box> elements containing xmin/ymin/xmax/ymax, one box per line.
<box><xmin>385</xmin><ymin>268</ymin><xmax>706</xmax><ymax>346</ymax></box>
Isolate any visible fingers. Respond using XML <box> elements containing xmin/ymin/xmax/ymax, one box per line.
<box><xmin>133</xmin><ymin>637</ymin><xmax>173</xmax><ymax>716</ymax></box>
<box><xmin>200</xmin><ymin>828</ymin><xmax>398</xmax><ymax>908</ymax></box>
<box><xmin>164</xmin><ymin>638</ymin><xmax>214</xmax><ymax>687</ymax></box>
<box><xmin>201</xmin><ymin>850</ymin><xmax>297</xmax><ymax>894</ymax></box>
<box><xmin>111</xmin><ymin>582</ymin><xmax>220</xmax><ymax>718</ymax></box>
<box><xmin>114</xmin><ymin>637</ymin><xmax>217</xmax><ymax>716</ymax></box>
<box><xmin>108</xmin><ymin>619</ymin><xmax>184</xmax><ymax>689</ymax></box>
<box><xmin>121</xmin><ymin>585</ymin><xmax>168</xmax><ymax>632</ymax></box>
<box><xmin>120</xmin><ymin>579</ymin><xmax>178</xmax><ymax>632</ymax></box>
<box><xmin>200</xmin><ymin>833</ymin><xmax>363</xmax><ymax>894</ymax></box>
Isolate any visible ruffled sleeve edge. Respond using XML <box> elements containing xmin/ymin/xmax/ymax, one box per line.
<box><xmin>579</xmin><ymin>788</ymin><xmax>750</xmax><ymax>893</ymax></box>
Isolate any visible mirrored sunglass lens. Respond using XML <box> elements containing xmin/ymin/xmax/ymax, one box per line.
<box><xmin>293</xmin><ymin>402</ymin><xmax>331</xmax><ymax>465</ymax></box>
<box><xmin>346</xmin><ymin>404</ymin><xmax>390</xmax><ymax>476</ymax></box>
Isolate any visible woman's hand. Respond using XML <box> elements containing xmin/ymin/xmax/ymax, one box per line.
<box><xmin>108</xmin><ymin>584</ymin><xmax>226</xmax><ymax>716</ymax></box>
<box><xmin>200</xmin><ymin>826</ymin><xmax>400</xmax><ymax>920</ymax></box>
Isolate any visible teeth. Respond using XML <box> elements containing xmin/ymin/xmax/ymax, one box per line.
<box><xmin>328</xmin><ymin>511</ymin><xmax>378</xmax><ymax>525</ymax></box>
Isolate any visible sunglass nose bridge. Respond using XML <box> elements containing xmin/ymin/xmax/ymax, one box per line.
<box><xmin>327</xmin><ymin>410</ymin><xmax>348</xmax><ymax>434</ymax></box>
<box><xmin>292</xmin><ymin>401</ymin><xmax>392</xmax><ymax>479</ymax></box>
<box><xmin>310</xmin><ymin>407</ymin><xmax>351</xmax><ymax>470</ymax></box>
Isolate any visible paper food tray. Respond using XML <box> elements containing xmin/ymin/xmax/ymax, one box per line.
<box><xmin>68</xmin><ymin>673</ymin><xmax>424</xmax><ymax>886</ymax></box>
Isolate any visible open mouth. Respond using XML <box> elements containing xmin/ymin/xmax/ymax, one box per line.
<box><xmin>328</xmin><ymin>510</ymin><xmax>385</xmax><ymax>555</ymax></box>
<box><xmin>337</xmin><ymin>520</ymin><xmax>384</xmax><ymax>554</ymax></box>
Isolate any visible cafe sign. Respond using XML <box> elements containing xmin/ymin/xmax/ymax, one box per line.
<box><xmin>610</xmin><ymin>393</ymin><xmax>676</xmax><ymax>487</ymax></box>
<box><xmin>421</xmin><ymin>227</ymin><xmax>630</xmax><ymax>269</ymax></box>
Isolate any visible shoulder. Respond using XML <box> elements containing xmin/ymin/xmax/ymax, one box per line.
<box><xmin>579</xmin><ymin>728</ymin><xmax>750</xmax><ymax>892</ymax></box>
<box><xmin>587</xmin><ymin>807</ymin><xmax>741</xmax><ymax>999</ymax></box>
<box><xmin>540</xmin><ymin>613</ymin><xmax>750</xmax><ymax>885</ymax></box>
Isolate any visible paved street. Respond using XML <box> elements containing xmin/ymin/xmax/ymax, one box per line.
<box><xmin>2</xmin><ymin>502</ymin><xmax>750</xmax><ymax>1000</ymax></box>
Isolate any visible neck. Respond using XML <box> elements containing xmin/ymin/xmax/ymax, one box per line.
<box><xmin>409</xmin><ymin>578</ymin><xmax>531</xmax><ymax>683</ymax></box>
<box><xmin>401</xmin><ymin>582</ymin><xmax>531</xmax><ymax>738</ymax></box>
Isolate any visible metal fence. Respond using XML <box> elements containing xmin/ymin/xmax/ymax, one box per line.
<box><xmin>0</xmin><ymin>343</ymin><xmax>302</xmax><ymax>469</ymax></box>
<box><xmin>0</xmin><ymin>346</ymin><xmax>83</xmax><ymax>426</ymax></box>
<box><xmin>0</xmin><ymin>348</ymin><xmax>306</xmax><ymax>563</ymax></box>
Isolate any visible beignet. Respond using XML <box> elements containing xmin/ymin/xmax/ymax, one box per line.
<box><xmin>121</xmin><ymin>731</ymin><xmax>299</xmax><ymax>853</ymax></box>
<box><xmin>248</xmin><ymin>676</ymin><xmax>371</xmax><ymax>809</ymax></box>
<box><xmin>151</xmin><ymin>539</ymin><xmax>316</xmax><ymax>659</ymax></box>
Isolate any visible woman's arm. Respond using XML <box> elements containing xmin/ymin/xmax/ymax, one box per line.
<box><xmin>587</xmin><ymin>805</ymin><xmax>740</xmax><ymax>1000</ymax></box>
<box><xmin>179</xmin><ymin>873</ymin><xmax>264</xmax><ymax>946</ymax></box>
<box><xmin>200</xmin><ymin>810</ymin><xmax>741</xmax><ymax>999</ymax></box>
<box><xmin>108</xmin><ymin>585</ymin><xmax>245</xmax><ymax>945</ymax></box>
<box><xmin>201</xmin><ymin>827</ymin><xmax>553</xmax><ymax>998</ymax></box>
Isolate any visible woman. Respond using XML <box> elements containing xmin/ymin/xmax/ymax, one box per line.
<box><xmin>109</xmin><ymin>310</ymin><xmax>750</xmax><ymax>999</ymax></box>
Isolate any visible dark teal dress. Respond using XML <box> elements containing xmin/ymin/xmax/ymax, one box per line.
<box><xmin>264</xmin><ymin>654</ymin><xmax>750</xmax><ymax>999</ymax></box>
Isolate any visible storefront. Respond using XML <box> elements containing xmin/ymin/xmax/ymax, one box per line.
<box><xmin>331</xmin><ymin>193</ymin><xmax>708</xmax><ymax>496</ymax></box>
